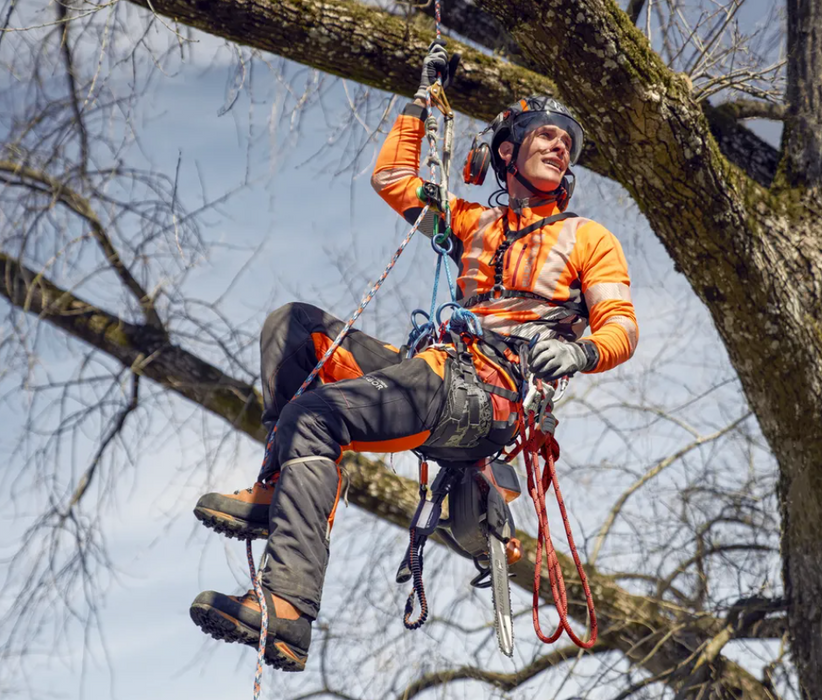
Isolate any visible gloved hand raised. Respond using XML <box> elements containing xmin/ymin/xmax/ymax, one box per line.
<box><xmin>528</xmin><ymin>338</ymin><xmax>599</xmax><ymax>381</ymax></box>
<box><xmin>414</xmin><ymin>39</ymin><xmax>460</xmax><ymax>101</ymax></box>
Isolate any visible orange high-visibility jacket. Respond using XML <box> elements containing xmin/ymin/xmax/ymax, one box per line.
<box><xmin>372</xmin><ymin>104</ymin><xmax>638</xmax><ymax>373</ymax></box>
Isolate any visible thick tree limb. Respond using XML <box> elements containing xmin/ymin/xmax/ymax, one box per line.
<box><xmin>626</xmin><ymin>0</ymin><xmax>647</xmax><ymax>25</ymax></box>
<box><xmin>701</xmin><ymin>101</ymin><xmax>780</xmax><ymax>187</ymax></box>
<box><xmin>128</xmin><ymin>0</ymin><xmax>549</xmax><ymax>125</ymax></box>
<box><xmin>0</xmin><ymin>251</ymin><xmax>262</xmax><ymax>438</ymax></box>
<box><xmin>0</xmin><ymin>252</ymin><xmax>778</xmax><ymax>698</ymax></box>
<box><xmin>716</xmin><ymin>99</ymin><xmax>788</xmax><ymax>122</ymax></box>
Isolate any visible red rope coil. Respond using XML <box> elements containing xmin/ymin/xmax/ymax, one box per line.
<box><xmin>518</xmin><ymin>410</ymin><xmax>598</xmax><ymax>649</ymax></box>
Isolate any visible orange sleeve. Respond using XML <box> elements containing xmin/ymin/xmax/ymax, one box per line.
<box><xmin>372</xmin><ymin>103</ymin><xmax>485</xmax><ymax>243</ymax></box>
<box><xmin>573</xmin><ymin>221</ymin><xmax>639</xmax><ymax>372</ymax></box>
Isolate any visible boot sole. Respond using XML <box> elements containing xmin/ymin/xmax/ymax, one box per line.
<box><xmin>190</xmin><ymin>602</ymin><xmax>307</xmax><ymax>672</ymax></box>
<box><xmin>193</xmin><ymin>506</ymin><xmax>268</xmax><ymax>540</ymax></box>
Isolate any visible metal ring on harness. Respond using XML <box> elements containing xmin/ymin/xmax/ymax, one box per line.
<box><xmin>431</xmin><ymin>232</ymin><xmax>453</xmax><ymax>255</ymax></box>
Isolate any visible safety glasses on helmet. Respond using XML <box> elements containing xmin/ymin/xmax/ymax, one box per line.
<box><xmin>511</xmin><ymin>111</ymin><xmax>584</xmax><ymax>166</ymax></box>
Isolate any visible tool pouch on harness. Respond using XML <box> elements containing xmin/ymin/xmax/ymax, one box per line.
<box><xmin>424</xmin><ymin>350</ymin><xmax>493</xmax><ymax>449</ymax></box>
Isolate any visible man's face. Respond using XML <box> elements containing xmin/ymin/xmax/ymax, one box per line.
<box><xmin>499</xmin><ymin>124</ymin><xmax>572</xmax><ymax>192</ymax></box>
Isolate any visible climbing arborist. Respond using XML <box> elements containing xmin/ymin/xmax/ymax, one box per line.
<box><xmin>188</xmin><ymin>40</ymin><xmax>638</xmax><ymax>672</ymax></box>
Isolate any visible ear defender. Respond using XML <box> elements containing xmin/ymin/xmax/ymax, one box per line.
<box><xmin>556</xmin><ymin>171</ymin><xmax>576</xmax><ymax>212</ymax></box>
<box><xmin>463</xmin><ymin>137</ymin><xmax>491</xmax><ymax>186</ymax></box>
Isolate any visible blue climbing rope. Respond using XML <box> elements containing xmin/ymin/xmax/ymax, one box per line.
<box><xmin>405</xmin><ymin>213</ymin><xmax>483</xmax><ymax>358</ymax></box>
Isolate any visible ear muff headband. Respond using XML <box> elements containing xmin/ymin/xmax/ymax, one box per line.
<box><xmin>462</xmin><ymin>137</ymin><xmax>491</xmax><ymax>186</ymax></box>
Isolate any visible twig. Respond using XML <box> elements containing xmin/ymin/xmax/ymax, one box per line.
<box><xmin>397</xmin><ymin>641</ymin><xmax>609</xmax><ymax>699</ymax></box>
<box><xmin>62</xmin><ymin>373</ymin><xmax>139</xmax><ymax>514</ymax></box>
<box><xmin>0</xmin><ymin>160</ymin><xmax>165</xmax><ymax>331</ymax></box>
<box><xmin>590</xmin><ymin>412</ymin><xmax>751</xmax><ymax>566</ymax></box>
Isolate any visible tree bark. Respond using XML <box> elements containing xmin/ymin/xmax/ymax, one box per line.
<box><xmin>0</xmin><ymin>251</ymin><xmax>781</xmax><ymax>697</ymax></box>
<box><xmin>784</xmin><ymin>0</ymin><xmax>822</xmax><ymax>188</ymax></box>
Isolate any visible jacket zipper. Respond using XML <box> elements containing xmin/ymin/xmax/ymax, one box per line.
<box><xmin>511</xmin><ymin>244</ymin><xmax>528</xmax><ymax>287</ymax></box>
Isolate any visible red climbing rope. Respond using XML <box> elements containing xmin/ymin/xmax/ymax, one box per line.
<box><xmin>517</xmin><ymin>409</ymin><xmax>598</xmax><ymax>649</ymax></box>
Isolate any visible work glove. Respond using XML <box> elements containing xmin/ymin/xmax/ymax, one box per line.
<box><xmin>528</xmin><ymin>338</ymin><xmax>599</xmax><ymax>381</ymax></box>
<box><xmin>414</xmin><ymin>39</ymin><xmax>460</xmax><ymax>101</ymax></box>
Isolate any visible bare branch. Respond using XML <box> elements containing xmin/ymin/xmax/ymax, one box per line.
<box><xmin>0</xmin><ymin>160</ymin><xmax>165</xmax><ymax>331</ymax></box>
<box><xmin>397</xmin><ymin>641</ymin><xmax>610</xmax><ymax>699</ymax></box>
<box><xmin>62</xmin><ymin>372</ymin><xmax>139</xmax><ymax>514</ymax></box>
<box><xmin>716</xmin><ymin>99</ymin><xmax>788</xmax><ymax>121</ymax></box>
<box><xmin>55</xmin><ymin>0</ymin><xmax>90</xmax><ymax>170</ymax></box>
<box><xmin>590</xmin><ymin>412</ymin><xmax>752</xmax><ymax>566</ymax></box>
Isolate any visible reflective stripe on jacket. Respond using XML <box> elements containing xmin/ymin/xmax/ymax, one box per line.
<box><xmin>372</xmin><ymin>103</ymin><xmax>639</xmax><ymax>373</ymax></box>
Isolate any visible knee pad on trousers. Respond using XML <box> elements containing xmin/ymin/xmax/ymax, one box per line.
<box><xmin>275</xmin><ymin>399</ymin><xmax>342</xmax><ymax>466</ymax></box>
<box><xmin>261</xmin><ymin>302</ymin><xmax>318</xmax><ymax>351</ymax></box>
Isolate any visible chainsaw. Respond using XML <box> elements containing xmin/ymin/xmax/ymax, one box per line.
<box><xmin>396</xmin><ymin>457</ymin><xmax>522</xmax><ymax>656</ymax></box>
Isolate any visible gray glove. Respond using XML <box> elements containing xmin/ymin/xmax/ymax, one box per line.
<box><xmin>414</xmin><ymin>39</ymin><xmax>459</xmax><ymax>100</ymax></box>
<box><xmin>529</xmin><ymin>338</ymin><xmax>599</xmax><ymax>381</ymax></box>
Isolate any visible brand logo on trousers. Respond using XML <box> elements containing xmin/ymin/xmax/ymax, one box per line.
<box><xmin>365</xmin><ymin>376</ymin><xmax>388</xmax><ymax>390</ymax></box>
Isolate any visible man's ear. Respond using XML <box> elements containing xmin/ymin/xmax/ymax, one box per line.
<box><xmin>498</xmin><ymin>141</ymin><xmax>514</xmax><ymax>166</ymax></box>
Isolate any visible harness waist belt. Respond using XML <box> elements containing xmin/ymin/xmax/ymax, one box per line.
<box><xmin>460</xmin><ymin>288</ymin><xmax>557</xmax><ymax>310</ymax></box>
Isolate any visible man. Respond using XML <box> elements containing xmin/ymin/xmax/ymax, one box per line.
<box><xmin>189</xmin><ymin>42</ymin><xmax>638</xmax><ymax>672</ymax></box>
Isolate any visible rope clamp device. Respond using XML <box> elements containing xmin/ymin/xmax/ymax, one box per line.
<box><xmin>416</xmin><ymin>181</ymin><xmax>448</xmax><ymax>214</ymax></box>
<box><xmin>428</xmin><ymin>82</ymin><xmax>454</xmax><ymax>119</ymax></box>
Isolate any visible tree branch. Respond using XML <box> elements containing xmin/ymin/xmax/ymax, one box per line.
<box><xmin>590</xmin><ymin>412</ymin><xmax>751</xmax><ymax>566</ymax></box>
<box><xmin>55</xmin><ymin>0</ymin><xmax>90</xmax><ymax>170</ymax></box>
<box><xmin>62</xmin><ymin>372</ymin><xmax>140</xmax><ymax>515</ymax></box>
<box><xmin>119</xmin><ymin>0</ymin><xmax>779</xmax><ymax>189</ymax></box>
<box><xmin>784</xmin><ymin>0</ymin><xmax>822</xmax><ymax>187</ymax></box>
<box><xmin>0</xmin><ymin>160</ymin><xmax>164</xmax><ymax>331</ymax></box>
<box><xmin>626</xmin><ymin>0</ymin><xmax>647</xmax><ymax>25</ymax></box>
<box><xmin>125</xmin><ymin>0</ymin><xmax>551</xmax><ymax>125</ymax></box>
<box><xmin>713</xmin><ymin>99</ymin><xmax>788</xmax><ymax>122</ymax></box>
<box><xmin>0</xmin><ymin>251</ymin><xmax>261</xmax><ymax>437</ymax></box>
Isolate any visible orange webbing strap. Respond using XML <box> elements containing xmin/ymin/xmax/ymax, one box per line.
<box><xmin>518</xmin><ymin>411</ymin><xmax>598</xmax><ymax>648</ymax></box>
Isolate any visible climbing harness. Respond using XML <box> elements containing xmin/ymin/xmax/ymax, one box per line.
<box><xmin>399</xmin><ymin>338</ymin><xmax>598</xmax><ymax>653</ymax></box>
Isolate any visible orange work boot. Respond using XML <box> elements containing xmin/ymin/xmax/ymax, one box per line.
<box><xmin>193</xmin><ymin>480</ymin><xmax>274</xmax><ymax>540</ymax></box>
<box><xmin>190</xmin><ymin>588</ymin><xmax>311</xmax><ymax>672</ymax></box>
